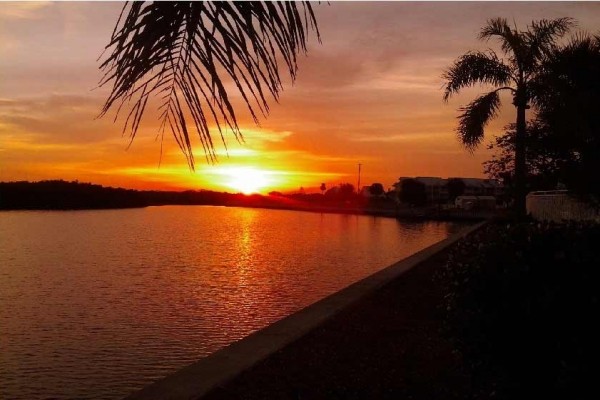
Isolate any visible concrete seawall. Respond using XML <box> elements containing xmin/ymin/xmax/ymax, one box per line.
<box><xmin>125</xmin><ymin>221</ymin><xmax>486</xmax><ymax>400</ymax></box>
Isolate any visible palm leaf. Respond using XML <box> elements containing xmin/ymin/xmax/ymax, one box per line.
<box><xmin>442</xmin><ymin>51</ymin><xmax>513</xmax><ymax>101</ymax></box>
<box><xmin>98</xmin><ymin>1</ymin><xmax>320</xmax><ymax>169</ymax></box>
<box><xmin>526</xmin><ymin>17</ymin><xmax>576</xmax><ymax>61</ymax></box>
<box><xmin>530</xmin><ymin>33</ymin><xmax>600</xmax><ymax>113</ymax></box>
<box><xmin>479</xmin><ymin>17</ymin><xmax>527</xmax><ymax>70</ymax></box>
<box><xmin>456</xmin><ymin>90</ymin><xmax>502</xmax><ymax>150</ymax></box>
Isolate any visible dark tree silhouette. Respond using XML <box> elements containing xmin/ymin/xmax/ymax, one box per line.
<box><xmin>447</xmin><ymin>178</ymin><xmax>466</xmax><ymax>202</ymax></box>
<box><xmin>338</xmin><ymin>183</ymin><xmax>355</xmax><ymax>199</ymax></box>
<box><xmin>486</xmin><ymin>34</ymin><xmax>600</xmax><ymax>200</ymax></box>
<box><xmin>368</xmin><ymin>183</ymin><xmax>384</xmax><ymax>196</ymax></box>
<box><xmin>443</xmin><ymin>17</ymin><xmax>575</xmax><ymax>216</ymax></box>
<box><xmin>399</xmin><ymin>179</ymin><xmax>427</xmax><ymax>206</ymax></box>
<box><xmin>532</xmin><ymin>34</ymin><xmax>600</xmax><ymax>200</ymax></box>
<box><xmin>99</xmin><ymin>1</ymin><xmax>320</xmax><ymax>168</ymax></box>
<box><xmin>483</xmin><ymin>121</ymin><xmax>567</xmax><ymax>190</ymax></box>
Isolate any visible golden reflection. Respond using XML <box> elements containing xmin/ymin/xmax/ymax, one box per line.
<box><xmin>234</xmin><ymin>209</ymin><xmax>257</xmax><ymax>286</ymax></box>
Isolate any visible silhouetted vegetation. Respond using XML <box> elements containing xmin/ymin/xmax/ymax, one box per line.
<box><xmin>443</xmin><ymin>18</ymin><xmax>576</xmax><ymax>216</ymax></box>
<box><xmin>0</xmin><ymin>180</ymin><xmax>148</xmax><ymax>210</ymax></box>
<box><xmin>485</xmin><ymin>34</ymin><xmax>600</xmax><ymax>203</ymax></box>
<box><xmin>446</xmin><ymin>178</ymin><xmax>466</xmax><ymax>202</ymax></box>
<box><xmin>338</xmin><ymin>183</ymin><xmax>355</xmax><ymax>199</ymax></box>
<box><xmin>439</xmin><ymin>222</ymin><xmax>600</xmax><ymax>399</ymax></box>
<box><xmin>0</xmin><ymin>180</ymin><xmax>246</xmax><ymax>210</ymax></box>
<box><xmin>99</xmin><ymin>2</ymin><xmax>320</xmax><ymax>168</ymax></box>
<box><xmin>533</xmin><ymin>34</ymin><xmax>600</xmax><ymax>201</ymax></box>
<box><xmin>484</xmin><ymin>120</ymin><xmax>571</xmax><ymax>197</ymax></box>
<box><xmin>0</xmin><ymin>180</ymin><xmax>398</xmax><ymax>215</ymax></box>
<box><xmin>368</xmin><ymin>183</ymin><xmax>385</xmax><ymax>196</ymax></box>
<box><xmin>399</xmin><ymin>179</ymin><xmax>427</xmax><ymax>206</ymax></box>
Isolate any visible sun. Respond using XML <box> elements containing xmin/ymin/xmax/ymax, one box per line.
<box><xmin>223</xmin><ymin>167</ymin><xmax>272</xmax><ymax>194</ymax></box>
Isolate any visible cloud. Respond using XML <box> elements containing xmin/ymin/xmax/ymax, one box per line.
<box><xmin>0</xmin><ymin>2</ymin><xmax>51</xmax><ymax>20</ymax></box>
<box><xmin>348</xmin><ymin>132</ymin><xmax>451</xmax><ymax>143</ymax></box>
<box><xmin>0</xmin><ymin>93</ymin><xmax>117</xmax><ymax>144</ymax></box>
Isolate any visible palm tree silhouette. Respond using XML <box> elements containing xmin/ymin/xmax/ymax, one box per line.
<box><xmin>443</xmin><ymin>17</ymin><xmax>575</xmax><ymax>216</ymax></box>
<box><xmin>98</xmin><ymin>1</ymin><xmax>320</xmax><ymax>169</ymax></box>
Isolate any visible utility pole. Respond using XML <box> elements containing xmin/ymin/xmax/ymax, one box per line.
<box><xmin>357</xmin><ymin>163</ymin><xmax>362</xmax><ymax>194</ymax></box>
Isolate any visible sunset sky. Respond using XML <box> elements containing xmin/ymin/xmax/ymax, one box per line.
<box><xmin>2</xmin><ymin>1</ymin><xmax>600</xmax><ymax>193</ymax></box>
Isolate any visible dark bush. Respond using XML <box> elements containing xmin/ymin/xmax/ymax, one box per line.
<box><xmin>439</xmin><ymin>222</ymin><xmax>600</xmax><ymax>399</ymax></box>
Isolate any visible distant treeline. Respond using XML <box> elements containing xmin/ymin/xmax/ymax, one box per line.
<box><xmin>0</xmin><ymin>180</ymin><xmax>246</xmax><ymax>210</ymax></box>
<box><xmin>0</xmin><ymin>180</ymin><xmax>394</xmax><ymax>212</ymax></box>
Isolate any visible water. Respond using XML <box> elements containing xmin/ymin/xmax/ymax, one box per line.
<box><xmin>0</xmin><ymin>206</ymin><xmax>467</xmax><ymax>399</ymax></box>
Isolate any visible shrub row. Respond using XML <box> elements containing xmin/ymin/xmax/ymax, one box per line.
<box><xmin>438</xmin><ymin>221</ymin><xmax>600</xmax><ymax>399</ymax></box>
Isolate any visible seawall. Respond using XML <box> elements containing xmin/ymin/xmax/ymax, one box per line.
<box><xmin>125</xmin><ymin>221</ymin><xmax>486</xmax><ymax>400</ymax></box>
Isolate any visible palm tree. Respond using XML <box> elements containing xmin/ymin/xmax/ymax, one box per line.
<box><xmin>443</xmin><ymin>17</ymin><xmax>575</xmax><ymax>216</ymax></box>
<box><xmin>98</xmin><ymin>1</ymin><xmax>320</xmax><ymax>169</ymax></box>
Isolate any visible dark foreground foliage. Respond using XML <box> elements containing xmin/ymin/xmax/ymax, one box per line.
<box><xmin>439</xmin><ymin>222</ymin><xmax>600</xmax><ymax>399</ymax></box>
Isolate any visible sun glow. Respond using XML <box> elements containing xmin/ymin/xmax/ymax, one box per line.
<box><xmin>221</xmin><ymin>167</ymin><xmax>273</xmax><ymax>194</ymax></box>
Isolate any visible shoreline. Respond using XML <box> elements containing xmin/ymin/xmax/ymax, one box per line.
<box><xmin>1</xmin><ymin>181</ymin><xmax>494</xmax><ymax>222</ymax></box>
<box><xmin>0</xmin><ymin>202</ymin><xmax>491</xmax><ymax>222</ymax></box>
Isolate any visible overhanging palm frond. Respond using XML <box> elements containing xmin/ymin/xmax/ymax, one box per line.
<box><xmin>98</xmin><ymin>1</ymin><xmax>319</xmax><ymax>169</ymax></box>
<box><xmin>442</xmin><ymin>51</ymin><xmax>513</xmax><ymax>101</ymax></box>
<box><xmin>457</xmin><ymin>90</ymin><xmax>502</xmax><ymax>150</ymax></box>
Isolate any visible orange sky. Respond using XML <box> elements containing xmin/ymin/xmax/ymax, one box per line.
<box><xmin>2</xmin><ymin>1</ymin><xmax>600</xmax><ymax>193</ymax></box>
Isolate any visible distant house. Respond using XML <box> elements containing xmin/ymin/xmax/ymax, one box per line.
<box><xmin>453</xmin><ymin>177</ymin><xmax>503</xmax><ymax>197</ymax></box>
<box><xmin>392</xmin><ymin>176</ymin><xmax>503</xmax><ymax>205</ymax></box>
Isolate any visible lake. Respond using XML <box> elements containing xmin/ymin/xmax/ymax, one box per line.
<box><xmin>0</xmin><ymin>206</ymin><xmax>467</xmax><ymax>399</ymax></box>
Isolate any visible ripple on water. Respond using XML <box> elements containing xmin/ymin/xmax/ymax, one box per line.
<box><xmin>0</xmin><ymin>206</ymin><xmax>467</xmax><ymax>399</ymax></box>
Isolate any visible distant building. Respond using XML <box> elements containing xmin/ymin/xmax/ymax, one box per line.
<box><xmin>452</xmin><ymin>177</ymin><xmax>503</xmax><ymax>197</ymax></box>
<box><xmin>392</xmin><ymin>176</ymin><xmax>503</xmax><ymax>204</ymax></box>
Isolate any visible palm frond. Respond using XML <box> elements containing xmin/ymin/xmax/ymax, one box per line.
<box><xmin>526</xmin><ymin>17</ymin><xmax>576</xmax><ymax>65</ymax></box>
<box><xmin>528</xmin><ymin>17</ymin><xmax>576</xmax><ymax>49</ymax></box>
<box><xmin>456</xmin><ymin>90</ymin><xmax>502</xmax><ymax>150</ymax></box>
<box><xmin>530</xmin><ymin>32</ymin><xmax>600</xmax><ymax>110</ymax></box>
<box><xmin>479</xmin><ymin>17</ymin><xmax>527</xmax><ymax>69</ymax></box>
<box><xmin>479</xmin><ymin>17</ymin><xmax>512</xmax><ymax>43</ymax></box>
<box><xmin>98</xmin><ymin>1</ymin><xmax>320</xmax><ymax>169</ymax></box>
<box><xmin>443</xmin><ymin>51</ymin><xmax>513</xmax><ymax>101</ymax></box>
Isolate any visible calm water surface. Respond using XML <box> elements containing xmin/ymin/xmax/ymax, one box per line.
<box><xmin>0</xmin><ymin>206</ymin><xmax>467</xmax><ymax>399</ymax></box>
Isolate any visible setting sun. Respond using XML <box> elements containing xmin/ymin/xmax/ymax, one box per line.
<box><xmin>221</xmin><ymin>167</ymin><xmax>273</xmax><ymax>194</ymax></box>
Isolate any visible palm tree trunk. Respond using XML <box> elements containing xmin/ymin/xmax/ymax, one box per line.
<box><xmin>514</xmin><ymin>103</ymin><xmax>527</xmax><ymax>217</ymax></box>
